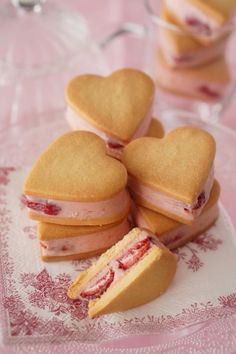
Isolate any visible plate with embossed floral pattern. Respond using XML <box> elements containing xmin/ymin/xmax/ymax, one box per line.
<box><xmin>0</xmin><ymin>114</ymin><xmax>236</xmax><ymax>354</ymax></box>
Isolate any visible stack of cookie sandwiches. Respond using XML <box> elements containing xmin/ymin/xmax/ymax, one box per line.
<box><xmin>22</xmin><ymin>68</ymin><xmax>221</xmax><ymax>317</ymax></box>
<box><xmin>22</xmin><ymin>69</ymin><xmax>164</xmax><ymax>262</ymax></box>
<box><xmin>155</xmin><ymin>0</ymin><xmax>234</xmax><ymax>101</ymax></box>
<box><xmin>22</xmin><ymin>131</ymin><xmax>132</xmax><ymax>261</ymax></box>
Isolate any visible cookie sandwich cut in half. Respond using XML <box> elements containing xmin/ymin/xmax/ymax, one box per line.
<box><xmin>68</xmin><ymin>227</ymin><xmax>177</xmax><ymax>318</ymax></box>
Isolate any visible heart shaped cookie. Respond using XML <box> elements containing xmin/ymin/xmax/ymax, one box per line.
<box><xmin>122</xmin><ymin>127</ymin><xmax>216</xmax><ymax>224</ymax></box>
<box><xmin>65</xmin><ymin>68</ymin><xmax>155</xmax><ymax>145</ymax></box>
<box><xmin>22</xmin><ymin>131</ymin><xmax>130</xmax><ymax>225</ymax></box>
<box><xmin>146</xmin><ymin>118</ymin><xmax>165</xmax><ymax>138</ymax></box>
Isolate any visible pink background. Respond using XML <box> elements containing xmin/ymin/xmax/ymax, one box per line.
<box><xmin>1</xmin><ymin>0</ymin><xmax>236</xmax><ymax>136</ymax></box>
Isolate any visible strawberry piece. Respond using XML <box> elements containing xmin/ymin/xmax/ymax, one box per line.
<box><xmin>185</xmin><ymin>17</ymin><xmax>211</xmax><ymax>35</ymax></box>
<box><xmin>117</xmin><ymin>237</ymin><xmax>151</xmax><ymax>271</ymax></box>
<box><xmin>193</xmin><ymin>191</ymin><xmax>206</xmax><ymax>210</ymax></box>
<box><xmin>184</xmin><ymin>191</ymin><xmax>206</xmax><ymax>213</ymax></box>
<box><xmin>199</xmin><ymin>85</ymin><xmax>220</xmax><ymax>99</ymax></box>
<box><xmin>40</xmin><ymin>241</ymin><xmax>48</xmax><ymax>249</ymax></box>
<box><xmin>107</xmin><ymin>140</ymin><xmax>124</xmax><ymax>150</ymax></box>
<box><xmin>61</xmin><ymin>245</ymin><xmax>69</xmax><ymax>251</ymax></box>
<box><xmin>21</xmin><ymin>195</ymin><xmax>61</xmax><ymax>216</ymax></box>
<box><xmin>80</xmin><ymin>268</ymin><xmax>115</xmax><ymax>300</ymax></box>
<box><xmin>173</xmin><ymin>55</ymin><xmax>193</xmax><ymax>64</ymax></box>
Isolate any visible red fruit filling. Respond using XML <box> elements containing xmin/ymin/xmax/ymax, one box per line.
<box><xmin>185</xmin><ymin>17</ymin><xmax>211</xmax><ymax>35</ymax></box>
<box><xmin>40</xmin><ymin>241</ymin><xmax>48</xmax><ymax>249</ymax></box>
<box><xmin>107</xmin><ymin>140</ymin><xmax>124</xmax><ymax>150</ymax></box>
<box><xmin>117</xmin><ymin>237</ymin><xmax>151</xmax><ymax>270</ymax></box>
<box><xmin>61</xmin><ymin>245</ymin><xmax>69</xmax><ymax>251</ymax></box>
<box><xmin>80</xmin><ymin>268</ymin><xmax>115</xmax><ymax>300</ymax></box>
<box><xmin>174</xmin><ymin>55</ymin><xmax>193</xmax><ymax>64</ymax></box>
<box><xmin>184</xmin><ymin>191</ymin><xmax>206</xmax><ymax>213</ymax></box>
<box><xmin>193</xmin><ymin>191</ymin><xmax>206</xmax><ymax>210</ymax></box>
<box><xmin>199</xmin><ymin>85</ymin><xmax>220</xmax><ymax>99</ymax></box>
<box><xmin>21</xmin><ymin>195</ymin><xmax>61</xmax><ymax>216</ymax></box>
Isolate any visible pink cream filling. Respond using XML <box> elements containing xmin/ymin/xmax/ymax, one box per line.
<box><xmin>156</xmin><ymin>58</ymin><xmax>228</xmax><ymax>101</ymax></box>
<box><xmin>73</xmin><ymin>230</ymin><xmax>161</xmax><ymax>300</ymax></box>
<box><xmin>136</xmin><ymin>204</ymin><xmax>219</xmax><ymax>250</ymax></box>
<box><xmin>66</xmin><ymin>105</ymin><xmax>153</xmax><ymax>159</ymax></box>
<box><xmin>23</xmin><ymin>189</ymin><xmax>130</xmax><ymax>221</ymax></box>
<box><xmin>129</xmin><ymin>167</ymin><xmax>214</xmax><ymax>222</ymax></box>
<box><xmin>160</xmin><ymin>34</ymin><xmax>227</xmax><ymax>68</ymax></box>
<box><xmin>40</xmin><ymin>218</ymin><xmax>130</xmax><ymax>257</ymax></box>
<box><xmin>165</xmin><ymin>0</ymin><xmax>232</xmax><ymax>41</ymax></box>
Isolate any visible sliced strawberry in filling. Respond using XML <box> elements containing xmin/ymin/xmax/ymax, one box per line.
<box><xmin>21</xmin><ymin>195</ymin><xmax>61</xmax><ymax>216</ymax></box>
<box><xmin>198</xmin><ymin>85</ymin><xmax>220</xmax><ymax>99</ymax></box>
<box><xmin>117</xmin><ymin>237</ymin><xmax>151</xmax><ymax>270</ymax></box>
<box><xmin>193</xmin><ymin>191</ymin><xmax>206</xmax><ymax>210</ymax></box>
<box><xmin>107</xmin><ymin>140</ymin><xmax>124</xmax><ymax>150</ymax></box>
<box><xmin>40</xmin><ymin>241</ymin><xmax>48</xmax><ymax>249</ymax></box>
<box><xmin>185</xmin><ymin>17</ymin><xmax>211</xmax><ymax>35</ymax></box>
<box><xmin>173</xmin><ymin>55</ymin><xmax>193</xmax><ymax>64</ymax></box>
<box><xmin>80</xmin><ymin>268</ymin><xmax>115</xmax><ymax>300</ymax></box>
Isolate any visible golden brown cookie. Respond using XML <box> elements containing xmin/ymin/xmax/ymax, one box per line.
<box><xmin>146</xmin><ymin>118</ymin><xmax>165</xmax><ymax>138</ymax></box>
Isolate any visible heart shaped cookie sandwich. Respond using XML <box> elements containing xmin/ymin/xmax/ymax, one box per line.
<box><xmin>68</xmin><ymin>227</ymin><xmax>177</xmax><ymax>318</ymax></box>
<box><xmin>164</xmin><ymin>0</ymin><xmax>235</xmax><ymax>45</ymax></box>
<box><xmin>159</xmin><ymin>4</ymin><xmax>228</xmax><ymax>69</ymax></box>
<box><xmin>122</xmin><ymin>127</ymin><xmax>216</xmax><ymax>224</ymax></box>
<box><xmin>65</xmin><ymin>68</ymin><xmax>155</xmax><ymax>159</ymax></box>
<box><xmin>135</xmin><ymin>180</ymin><xmax>220</xmax><ymax>249</ymax></box>
<box><xmin>22</xmin><ymin>131</ymin><xmax>130</xmax><ymax>225</ymax></box>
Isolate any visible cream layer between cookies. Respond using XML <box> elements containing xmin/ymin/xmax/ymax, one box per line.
<box><xmin>40</xmin><ymin>218</ymin><xmax>130</xmax><ymax>257</ymax></box>
<box><xmin>160</xmin><ymin>34</ymin><xmax>227</xmax><ymax>68</ymax></box>
<box><xmin>66</xmin><ymin>105</ymin><xmax>153</xmax><ymax>159</ymax></box>
<box><xmin>129</xmin><ymin>167</ymin><xmax>214</xmax><ymax>222</ymax></box>
<box><xmin>23</xmin><ymin>189</ymin><xmax>130</xmax><ymax>221</ymax></box>
<box><xmin>135</xmin><ymin>203</ymin><xmax>219</xmax><ymax>250</ymax></box>
<box><xmin>165</xmin><ymin>0</ymin><xmax>231</xmax><ymax>43</ymax></box>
